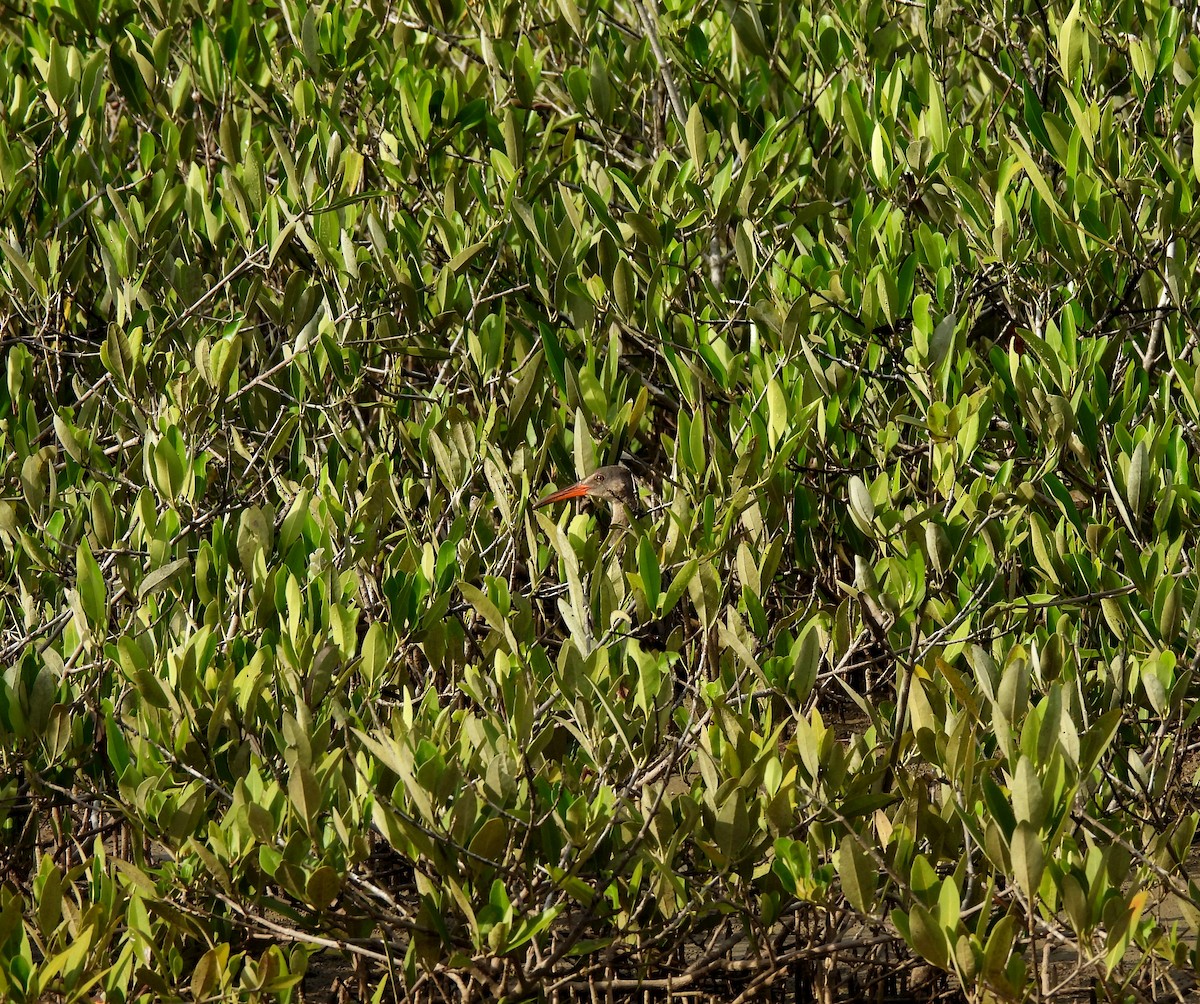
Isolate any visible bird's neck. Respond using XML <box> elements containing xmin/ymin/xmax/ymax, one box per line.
<box><xmin>609</xmin><ymin>499</ymin><xmax>647</xmax><ymax>533</ymax></box>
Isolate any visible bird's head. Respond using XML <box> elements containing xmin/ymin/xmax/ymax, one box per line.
<box><xmin>534</xmin><ymin>465</ymin><xmax>639</xmax><ymax>512</ymax></box>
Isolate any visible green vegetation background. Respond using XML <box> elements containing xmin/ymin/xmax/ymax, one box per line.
<box><xmin>3</xmin><ymin>0</ymin><xmax>1200</xmax><ymax>999</ymax></box>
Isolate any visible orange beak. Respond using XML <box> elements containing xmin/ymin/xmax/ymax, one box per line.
<box><xmin>534</xmin><ymin>481</ymin><xmax>592</xmax><ymax>507</ymax></box>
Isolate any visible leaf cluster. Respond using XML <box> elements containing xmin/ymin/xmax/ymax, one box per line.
<box><xmin>3</xmin><ymin>0</ymin><xmax>1200</xmax><ymax>1001</ymax></box>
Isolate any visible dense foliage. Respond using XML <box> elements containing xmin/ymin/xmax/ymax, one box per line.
<box><xmin>4</xmin><ymin>0</ymin><xmax>1200</xmax><ymax>999</ymax></box>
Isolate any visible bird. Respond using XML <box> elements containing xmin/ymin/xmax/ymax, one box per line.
<box><xmin>533</xmin><ymin>465</ymin><xmax>643</xmax><ymax>528</ymax></box>
<box><xmin>534</xmin><ymin>465</ymin><xmax>651</xmax><ymax>670</ymax></box>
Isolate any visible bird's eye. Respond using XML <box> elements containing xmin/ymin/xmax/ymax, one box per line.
<box><xmin>594</xmin><ymin>473</ymin><xmax>605</xmax><ymax>481</ymax></box>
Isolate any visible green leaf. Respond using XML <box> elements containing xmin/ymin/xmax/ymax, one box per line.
<box><xmin>0</xmin><ymin>238</ymin><xmax>46</xmax><ymax>301</ymax></box>
<box><xmin>538</xmin><ymin>322</ymin><xmax>567</xmax><ymax>394</ymax></box>
<box><xmin>663</xmin><ymin>557</ymin><xmax>698</xmax><ymax>616</ymax></box>
<box><xmin>1011</xmin><ymin>756</ymin><xmax>1045</xmax><ymax>828</ymax></box>
<box><xmin>90</xmin><ymin>485</ymin><xmax>116</xmax><ymax>548</ymax></box>
<box><xmin>996</xmin><ymin>655</ymin><xmax>1029</xmax><ymax>723</ymax></box>
<box><xmin>76</xmin><ymin>539</ymin><xmax>106</xmax><ymax>627</ymax></box>
<box><xmin>766</xmin><ymin>379</ymin><xmax>788</xmax><ymax>449</ymax></box>
<box><xmin>937</xmin><ymin>877</ymin><xmax>961</xmax><ymax>935</ymax></box>
<box><xmin>1104</xmin><ymin>890</ymin><xmax>1148</xmax><ymax>975</ymax></box>
<box><xmin>734</xmin><ymin>220</ymin><xmax>756</xmax><ymax>277</ymax></box>
<box><xmin>139</xmin><ymin>556</ymin><xmax>191</xmax><ymax>600</ymax></box>
<box><xmin>361</xmin><ymin>621</ymin><xmax>391</xmax><ymax>684</ymax></box>
<box><xmin>983</xmin><ymin>913</ymin><xmax>1016</xmax><ymax>980</ymax></box>
<box><xmin>53</xmin><ymin>415</ymin><xmax>86</xmax><ymax>464</ymax></box>
<box><xmin>907</xmin><ymin>902</ymin><xmax>950</xmax><ymax>970</ymax></box>
<box><xmin>1056</xmin><ymin>0</ymin><xmax>1082</xmax><ymax>83</ymax></box>
<box><xmin>190</xmin><ymin>946</ymin><xmax>221</xmax><ymax>1001</ymax></box>
<box><xmin>460</xmin><ymin>581</ymin><xmax>517</xmax><ymax>651</ymax></box>
<box><xmin>837</xmin><ymin>837</ymin><xmax>877</xmax><ymax>914</ymax></box>
<box><xmin>613</xmin><ymin>256</ymin><xmax>636</xmax><ymax>316</ymax></box>
<box><xmin>306</xmin><ymin>866</ymin><xmax>342</xmax><ymax>911</ymax></box>
<box><xmin>1011</xmin><ymin>821</ymin><xmax>1044</xmax><ymax>900</ymax></box>
<box><xmin>208</xmin><ymin>333</ymin><xmax>242</xmax><ymax>395</ymax></box>
<box><xmin>47</xmin><ymin>38</ymin><xmax>75</xmax><ymax>110</ymax></box>
<box><xmin>687</xmin><ymin>560</ymin><xmax>721</xmax><ymax>629</ymax></box>
<box><xmin>133</xmin><ymin>669</ymin><xmax>171</xmax><ymax>710</ymax></box>
<box><xmin>460</xmin><ymin>581</ymin><xmax>502</xmax><ymax>634</ymax></box>
<box><xmin>724</xmin><ymin>0</ymin><xmax>770</xmax><ymax>59</ymax></box>
<box><xmin>686</xmin><ymin>103</ymin><xmax>707</xmax><ymax>169</ymax></box>
<box><xmin>1010</xmin><ymin>142</ymin><xmax>1063</xmax><ymax>216</ymax></box>
<box><xmin>237</xmin><ymin>505</ymin><xmax>274</xmax><ymax>570</ymax></box>
<box><xmin>105</xmin><ymin>710</ymin><xmax>130</xmax><ymax>776</ymax></box>
<box><xmin>637</xmin><ymin>536</ymin><xmax>661</xmax><ymax>610</ymax></box>
<box><xmin>555</xmin><ymin>0</ymin><xmax>583</xmax><ymax>37</ymax></box>
<box><xmin>929</xmin><ymin>312</ymin><xmax>956</xmax><ymax>370</ymax></box>
<box><xmin>572</xmin><ymin>409</ymin><xmax>595</xmax><ymax>485</ymax></box>
<box><xmin>289</xmin><ymin>765</ymin><xmax>321</xmax><ymax>833</ymax></box>
<box><xmin>468</xmin><ymin>817</ymin><xmax>508</xmax><ymax>862</ymax></box>
<box><xmin>791</xmin><ymin>624</ymin><xmax>820</xmax><ymax>702</ymax></box>
<box><xmin>448</xmin><ymin>239</ymin><xmax>489</xmax><ymax>275</ymax></box>
<box><xmin>21</xmin><ymin>452</ymin><xmax>49</xmax><ymax>512</ymax></box>
<box><xmin>848</xmin><ymin>476</ymin><xmax>875</xmax><ymax>536</ymax></box>
<box><xmin>1126</xmin><ymin>440</ymin><xmax>1148</xmax><ymax>519</ymax></box>
<box><xmin>507</xmin><ymin>904</ymin><xmax>563</xmax><ymax>951</ymax></box>
<box><xmin>152</xmin><ymin>438</ymin><xmax>184</xmax><ymax>501</ymax></box>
